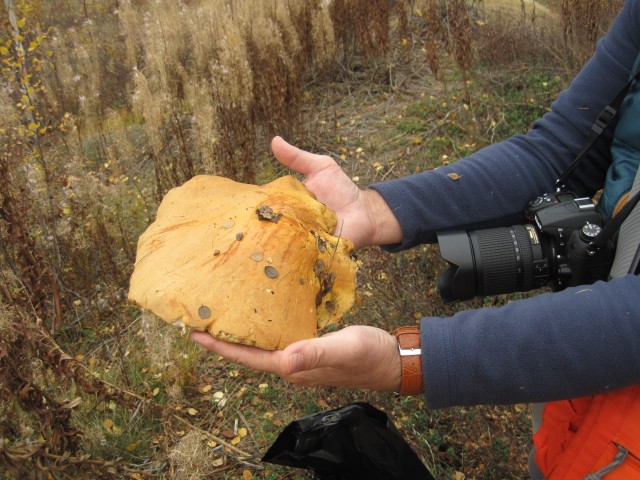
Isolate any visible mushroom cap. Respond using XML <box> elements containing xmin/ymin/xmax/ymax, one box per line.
<box><xmin>128</xmin><ymin>175</ymin><xmax>357</xmax><ymax>350</ymax></box>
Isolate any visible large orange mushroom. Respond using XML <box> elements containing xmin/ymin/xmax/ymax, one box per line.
<box><xmin>128</xmin><ymin>175</ymin><xmax>357</xmax><ymax>350</ymax></box>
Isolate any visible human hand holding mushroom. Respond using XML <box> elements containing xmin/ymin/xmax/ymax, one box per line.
<box><xmin>129</xmin><ymin>136</ymin><xmax>404</xmax><ymax>392</ymax></box>
<box><xmin>190</xmin><ymin>325</ymin><xmax>402</xmax><ymax>392</ymax></box>
<box><xmin>270</xmin><ymin>136</ymin><xmax>402</xmax><ymax>249</ymax></box>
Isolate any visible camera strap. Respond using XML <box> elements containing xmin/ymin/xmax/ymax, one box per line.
<box><xmin>590</xmin><ymin>188</ymin><xmax>640</xmax><ymax>251</ymax></box>
<box><xmin>555</xmin><ymin>64</ymin><xmax>640</xmax><ymax>188</ymax></box>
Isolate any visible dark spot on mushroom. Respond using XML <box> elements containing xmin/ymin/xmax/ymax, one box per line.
<box><xmin>256</xmin><ymin>205</ymin><xmax>283</xmax><ymax>223</ymax></box>
<box><xmin>325</xmin><ymin>301</ymin><xmax>336</xmax><ymax>313</ymax></box>
<box><xmin>198</xmin><ymin>305</ymin><xmax>211</xmax><ymax>319</ymax></box>
<box><xmin>264</xmin><ymin>265</ymin><xmax>278</xmax><ymax>278</ymax></box>
<box><xmin>236</xmin><ymin>232</ymin><xmax>244</xmax><ymax>241</ymax></box>
<box><xmin>314</xmin><ymin>259</ymin><xmax>325</xmax><ymax>277</ymax></box>
<box><xmin>317</xmin><ymin>237</ymin><xmax>327</xmax><ymax>252</ymax></box>
<box><xmin>299</xmin><ymin>278</ymin><xmax>305</xmax><ymax>285</ymax></box>
<box><xmin>213</xmin><ymin>249</ymin><xmax>220</xmax><ymax>256</ymax></box>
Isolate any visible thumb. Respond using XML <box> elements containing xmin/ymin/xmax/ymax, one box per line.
<box><xmin>271</xmin><ymin>136</ymin><xmax>335</xmax><ymax>177</ymax></box>
<box><xmin>280</xmin><ymin>334</ymin><xmax>337</xmax><ymax>375</ymax></box>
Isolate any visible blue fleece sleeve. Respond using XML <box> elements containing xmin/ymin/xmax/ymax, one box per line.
<box><xmin>421</xmin><ymin>275</ymin><xmax>640</xmax><ymax>408</ymax></box>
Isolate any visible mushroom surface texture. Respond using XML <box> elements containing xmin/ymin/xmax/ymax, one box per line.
<box><xmin>128</xmin><ymin>175</ymin><xmax>357</xmax><ymax>350</ymax></box>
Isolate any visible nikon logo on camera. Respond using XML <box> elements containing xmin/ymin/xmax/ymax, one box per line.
<box><xmin>525</xmin><ymin>224</ymin><xmax>540</xmax><ymax>245</ymax></box>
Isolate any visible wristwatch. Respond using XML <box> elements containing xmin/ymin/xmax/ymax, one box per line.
<box><xmin>393</xmin><ymin>326</ymin><xmax>424</xmax><ymax>396</ymax></box>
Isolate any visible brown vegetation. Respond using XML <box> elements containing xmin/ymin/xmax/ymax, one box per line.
<box><xmin>0</xmin><ymin>0</ymin><xmax>623</xmax><ymax>478</ymax></box>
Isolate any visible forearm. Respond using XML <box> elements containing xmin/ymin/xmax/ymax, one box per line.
<box><xmin>420</xmin><ymin>274</ymin><xmax>640</xmax><ymax>409</ymax></box>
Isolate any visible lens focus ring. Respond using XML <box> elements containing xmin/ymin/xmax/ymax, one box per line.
<box><xmin>471</xmin><ymin>226</ymin><xmax>536</xmax><ymax>296</ymax></box>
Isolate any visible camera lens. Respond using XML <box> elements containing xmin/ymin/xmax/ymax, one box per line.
<box><xmin>437</xmin><ymin>225</ymin><xmax>550</xmax><ymax>303</ymax></box>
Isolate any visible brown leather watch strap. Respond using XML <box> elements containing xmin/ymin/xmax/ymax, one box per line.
<box><xmin>394</xmin><ymin>326</ymin><xmax>424</xmax><ymax>396</ymax></box>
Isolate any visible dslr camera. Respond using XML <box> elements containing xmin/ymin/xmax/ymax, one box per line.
<box><xmin>436</xmin><ymin>191</ymin><xmax>616</xmax><ymax>303</ymax></box>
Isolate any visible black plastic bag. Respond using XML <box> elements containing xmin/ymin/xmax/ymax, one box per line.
<box><xmin>262</xmin><ymin>402</ymin><xmax>435</xmax><ymax>479</ymax></box>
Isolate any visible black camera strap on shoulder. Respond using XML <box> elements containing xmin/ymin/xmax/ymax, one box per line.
<box><xmin>555</xmin><ymin>64</ymin><xmax>640</xmax><ymax>189</ymax></box>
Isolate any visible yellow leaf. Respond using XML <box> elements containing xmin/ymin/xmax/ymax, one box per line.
<box><xmin>103</xmin><ymin>419</ymin><xmax>113</xmax><ymax>430</ymax></box>
<box><xmin>237</xmin><ymin>427</ymin><xmax>248</xmax><ymax>438</ymax></box>
<box><xmin>207</xmin><ymin>440</ymin><xmax>217</xmax><ymax>448</ymax></box>
<box><xmin>152</xmin><ymin>387</ymin><xmax>160</xmax><ymax>397</ymax></box>
<box><xmin>199</xmin><ymin>385</ymin><xmax>212</xmax><ymax>393</ymax></box>
<box><xmin>126</xmin><ymin>441</ymin><xmax>141</xmax><ymax>452</ymax></box>
<box><xmin>242</xmin><ymin>470</ymin><xmax>253</xmax><ymax>480</ymax></box>
<box><xmin>17</xmin><ymin>18</ymin><xmax>26</xmax><ymax>29</ymax></box>
<box><xmin>187</xmin><ymin>408</ymin><xmax>198</xmax><ymax>416</ymax></box>
<box><xmin>0</xmin><ymin>47</ymin><xmax>8</xmax><ymax>55</ymax></box>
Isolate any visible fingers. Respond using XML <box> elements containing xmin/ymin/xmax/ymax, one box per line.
<box><xmin>189</xmin><ymin>331</ymin><xmax>285</xmax><ymax>375</ymax></box>
<box><xmin>271</xmin><ymin>136</ymin><xmax>335</xmax><ymax>176</ymax></box>
<box><xmin>189</xmin><ymin>329</ymin><xmax>346</xmax><ymax>381</ymax></box>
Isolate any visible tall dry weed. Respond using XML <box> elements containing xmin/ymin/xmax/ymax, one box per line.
<box><xmin>208</xmin><ymin>5</ymin><xmax>256</xmax><ymax>181</ymax></box>
<box><xmin>561</xmin><ymin>0</ymin><xmax>624</xmax><ymax>69</ymax></box>
<box><xmin>330</xmin><ymin>0</ymin><xmax>390</xmax><ymax>62</ymax></box>
<box><xmin>412</xmin><ymin>0</ymin><xmax>475</xmax><ymax>98</ymax></box>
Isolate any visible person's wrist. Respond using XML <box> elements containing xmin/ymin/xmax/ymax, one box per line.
<box><xmin>363</xmin><ymin>189</ymin><xmax>402</xmax><ymax>247</ymax></box>
<box><xmin>393</xmin><ymin>326</ymin><xmax>424</xmax><ymax>396</ymax></box>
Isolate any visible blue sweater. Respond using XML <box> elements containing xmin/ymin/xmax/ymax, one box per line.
<box><xmin>371</xmin><ymin>0</ymin><xmax>640</xmax><ymax>409</ymax></box>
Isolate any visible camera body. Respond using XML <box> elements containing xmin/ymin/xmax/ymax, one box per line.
<box><xmin>436</xmin><ymin>191</ymin><xmax>616</xmax><ymax>303</ymax></box>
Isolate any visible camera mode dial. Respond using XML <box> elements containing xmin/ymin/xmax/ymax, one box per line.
<box><xmin>581</xmin><ymin>222</ymin><xmax>601</xmax><ymax>239</ymax></box>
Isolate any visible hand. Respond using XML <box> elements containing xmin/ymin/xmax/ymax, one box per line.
<box><xmin>190</xmin><ymin>325</ymin><xmax>402</xmax><ymax>393</ymax></box>
<box><xmin>272</xmin><ymin>136</ymin><xmax>402</xmax><ymax>248</ymax></box>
